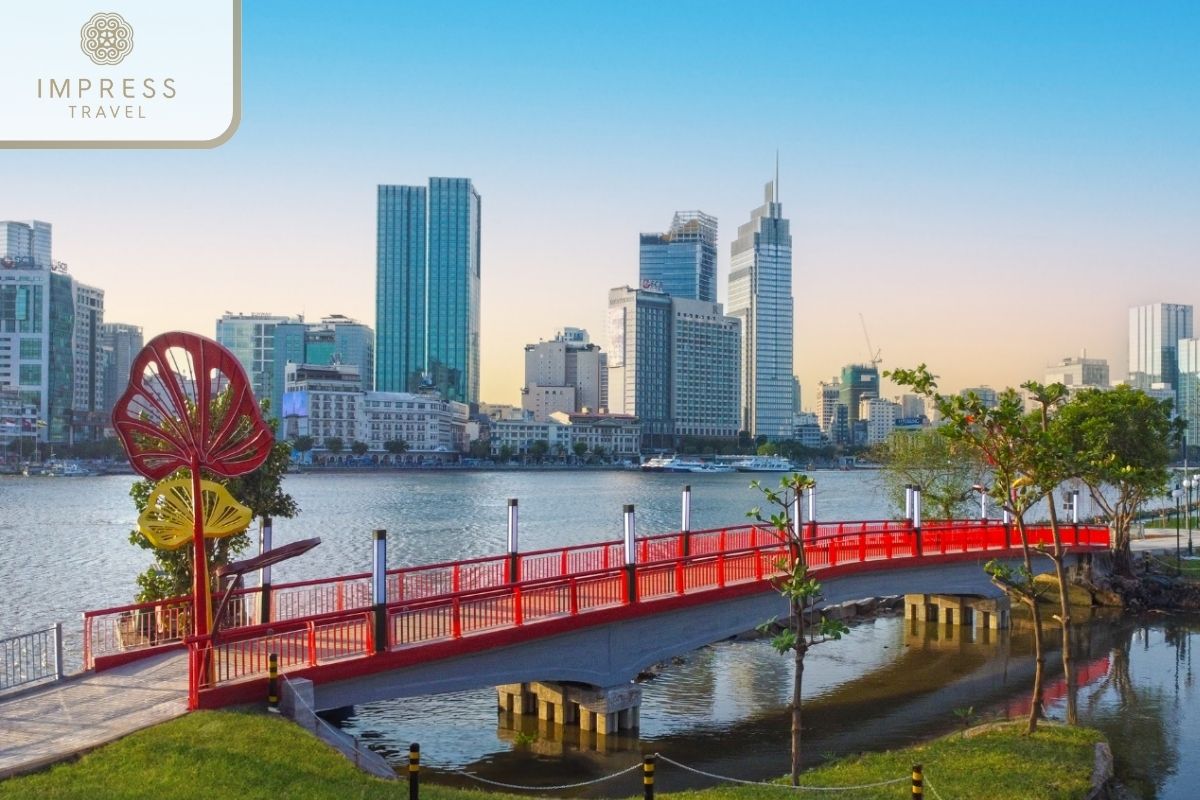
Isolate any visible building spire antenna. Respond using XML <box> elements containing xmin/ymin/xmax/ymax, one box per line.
<box><xmin>774</xmin><ymin>150</ymin><xmax>780</xmax><ymax>202</ymax></box>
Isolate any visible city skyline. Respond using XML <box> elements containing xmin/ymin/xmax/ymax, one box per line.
<box><xmin>2</xmin><ymin>2</ymin><xmax>1197</xmax><ymax>407</ymax></box>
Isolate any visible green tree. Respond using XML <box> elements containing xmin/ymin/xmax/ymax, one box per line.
<box><xmin>872</xmin><ymin>428</ymin><xmax>986</xmax><ymax>519</ymax></box>
<box><xmin>292</xmin><ymin>435</ymin><xmax>314</xmax><ymax>461</ymax></box>
<box><xmin>350</xmin><ymin>440</ymin><xmax>369</xmax><ymax>457</ymax></box>
<box><xmin>748</xmin><ymin>473</ymin><xmax>848</xmax><ymax>785</ymax></box>
<box><xmin>529</xmin><ymin>439</ymin><xmax>549</xmax><ymax>463</ymax></box>
<box><xmin>572</xmin><ymin>441</ymin><xmax>588</xmax><ymax>461</ymax></box>
<box><xmin>128</xmin><ymin>410</ymin><xmax>299</xmax><ymax>603</ymax></box>
<box><xmin>324</xmin><ymin>436</ymin><xmax>344</xmax><ymax>457</ymax></box>
<box><xmin>384</xmin><ymin>439</ymin><xmax>408</xmax><ymax>462</ymax></box>
<box><xmin>1022</xmin><ymin>380</ymin><xmax>1079</xmax><ymax>725</ymax></box>
<box><xmin>1054</xmin><ymin>385</ymin><xmax>1181</xmax><ymax>576</ymax></box>
<box><xmin>590</xmin><ymin>444</ymin><xmax>607</xmax><ymax>463</ymax></box>
<box><xmin>468</xmin><ymin>439</ymin><xmax>491</xmax><ymax>459</ymax></box>
<box><xmin>889</xmin><ymin>365</ymin><xmax>1050</xmax><ymax>735</ymax></box>
<box><xmin>757</xmin><ymin>442</ymin><xmax>779</xmax><ymax>456</ymax></box>
<box><xmin>498</xmin><ymin>444</ymin><xmax>514</xmax><ymax>463</ymax></box>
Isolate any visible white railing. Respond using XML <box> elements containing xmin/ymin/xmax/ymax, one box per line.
<box><xmin>1</xmin><ymin>623</ymin><xmax>64</xmax><ymax>694</ymax></box>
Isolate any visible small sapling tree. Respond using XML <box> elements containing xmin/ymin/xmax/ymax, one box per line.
<box><xmin>748</xmin><ymin>473</ymin><xmax>849</xmax><ymax>785</ymax></box>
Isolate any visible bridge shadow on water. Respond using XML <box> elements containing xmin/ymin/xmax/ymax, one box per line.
<box><xmin>333</xmin><ymin>610</ymin><xmax>1128</xmax><ymax>797</ymax></box>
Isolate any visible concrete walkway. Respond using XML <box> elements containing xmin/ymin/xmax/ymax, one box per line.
<box><xmin>0</xmin><ymin>650</ymin><xmax>187</xmax><ymax>779</ymax></box>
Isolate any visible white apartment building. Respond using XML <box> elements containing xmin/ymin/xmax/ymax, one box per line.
<box><xmin>1045</xmin><ymin>355</ymin><xmax>1110</xmax><ymax>391</ymax></box>
<box><xmin>860</xmin><ymin>397</ymin><xmax>899</xmax><ymax>446</ymax></box>
<box><xmin>670</xmin><ymin>298</ymin><xmax>739</xmax><ymax>438</ymax></box>
<box><xmin>522</xmin><ymin>328</ymin><xmax>607</xmax><ymax>421</ymax></box>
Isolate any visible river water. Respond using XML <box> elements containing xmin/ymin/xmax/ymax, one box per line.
<box><xmin>0</xmin><ymin>470</ymin><xmax>1194</xmax><ymax>798</ymax></box>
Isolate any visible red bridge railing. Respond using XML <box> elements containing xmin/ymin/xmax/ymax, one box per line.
<box><xmin>154</xmin><ymin>519</ymin><xmax>1108</xmax><ymax>707</ymax></box>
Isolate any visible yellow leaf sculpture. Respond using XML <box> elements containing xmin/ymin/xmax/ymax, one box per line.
<box><xmin>137</xmin><ymin>478</ymin><xmax>253</xmax><ymax>550</ymax></box>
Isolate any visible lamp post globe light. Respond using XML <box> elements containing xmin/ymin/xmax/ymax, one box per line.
<box><xmin>1185</xmin><ymin>477</ymin><xmax>1196</xmax><ymax>557</ymax></box>
<box><xmin>1173</xmin><ymin>485</ymin><xmax>1183</xmax><ymax>574</ymax></box>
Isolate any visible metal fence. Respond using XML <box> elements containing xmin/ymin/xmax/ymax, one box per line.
<box><xmin>1</xmin><ymin>623</ymin><xmax>64</xmax><ymax>694</ymax></box>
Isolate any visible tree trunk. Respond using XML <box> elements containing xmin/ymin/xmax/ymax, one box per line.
<box><xmin>1015</xmin><ymin>518</ymin><xmax>1045</xmax><ymax>734</ymax></box>
<box><xmin>1046</xmin><ymin>496</ymin><xmax>1076</xmax><ymax>725</ymax></box>
<box><xmin>1112</xmin><ymin>510</ymin><xmax>1134</xmax><ymax>577</ymax></box>
<box><xmin>792</xmin><ymin>636</ymin><xmax>805</xmax><ymax>786</ymax></box>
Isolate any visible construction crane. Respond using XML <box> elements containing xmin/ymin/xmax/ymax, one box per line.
<box><xmin>859</xmin><ymin>313</ymin><xmax>882</xmax><ymax>368</ymax></box>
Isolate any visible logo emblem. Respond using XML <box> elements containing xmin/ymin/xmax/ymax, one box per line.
<box><xmin>80</xmin><ymin>12</ymin><xmax>134</xmax><ymax>65</ymax></box>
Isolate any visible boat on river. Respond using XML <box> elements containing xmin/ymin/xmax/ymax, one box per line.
<box><xmin>730</xmin><ymin>455</ymin><xmax>796</xmax><ymax>472</ymax></box>
<box><xmin>22</xmin><ymin>460</ymin><xmax>94</xmax><ymax>477</ymax></box>
<box><xmin>641</xmin><ymin>456</ymin><xmax>735</xmax><ymax>473</ymax></box>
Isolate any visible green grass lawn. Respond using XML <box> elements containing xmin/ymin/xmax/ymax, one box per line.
<box><xmin>0</xmin><ymin>711</ymin><xmax>1103</xmax><ymax>800</ymax></box>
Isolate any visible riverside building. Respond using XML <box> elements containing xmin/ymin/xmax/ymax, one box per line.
<box><xmin>1</xmin><ymin>220</ymin><xmax>105</xmax><ymax>444</ymax></box>
<box><xmin>607</xmin><ymin>286</ymin><xmax>740</xmax><ymax>448</ymax></box>
<box><xmin>522</xmin><ymin>328</ymin><xmax>608</xmax><ymax>422</ymax></box>
<box><xmin>284</xmin><ymin>362</ymin><xmax>468</xmax><ymax>457</ymax></box>
<box><xmin>271</xmin><ymin>314</ymin><xmax>374</xmax><ymax>420</ymax></box>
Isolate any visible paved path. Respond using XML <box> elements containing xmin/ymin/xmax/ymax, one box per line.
<box><xmin>0</xmin><ymin>650</ymin><xmax>187</xmax><ymax>779</ymax></box>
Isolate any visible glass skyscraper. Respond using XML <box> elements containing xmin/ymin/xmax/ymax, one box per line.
<box><xmin>727</xmin><ymin>181</ymin><xmax>794</xmax><ymax>439</ymax></box>
<box><xmin>1129</xmin><ymin>303</ymin><xmax>1193</xmax><ymax>393</ymax></box>
<box><xmin>639</xmin><ymin>211</ymin><xmax>717</xmax><ymax>302</ymax></box>
<box><xmin>376</xmin><ymin>178</ymin><xmax>480</xmax><ymax>404</ymax></box>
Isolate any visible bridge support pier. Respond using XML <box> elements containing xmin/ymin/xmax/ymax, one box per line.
<box><xmin>905</xmin><ymin>594</ymin><xmax>1009</xmax><ymax>629</ymax></box>
<box><xmin>497</xmin><ymin>682</ymin><xmax>642</xmax><ymax>735</ymax></box>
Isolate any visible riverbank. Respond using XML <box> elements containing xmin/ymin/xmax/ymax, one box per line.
<box><xmin>0</xmin><ymin>710</ymin><xmax>1106</xmax><ymax>800</ymax></box>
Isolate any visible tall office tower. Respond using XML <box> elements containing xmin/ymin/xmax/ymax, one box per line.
<box><xmin>839</xmin><ymin>363</ymin><xmax>879</xmax><ymax>444</ymax></box>
<box><xmin>376</xmin><ymin>178</ymin><xmax>481</xmax><ymax>404</ymax></box>
<box><xmin>100</xmin><ymin>323</ymin><xmax>144</xmax><ymax>415</ymax></box>
<box><xmin>639</xmin><ymin>211</ymin><xmax>718</xmax><ymax>302</ymax></box>
<box><xmin>522</xmin><ymin>328</ymin><xmax>608</xmax><ymax>422</ymax></box>
<box><xmin>607</xmin><ymin>286</ymin><xmax>673</xmax><ymax>449</ymax></box>
<box><xmin>1</xmin><ymin>220</ymin><xmax>106</xmax><ymax>444</ymax></box>
<box><xmin>215</xmin><ymin>312</ymin><xmax>300</xmax><ymax>407</ymax></box>
<box><xmin>1045</xmin><ymin>355</ymin><xmax>1110</xmax><ymax>392</ymax></box>
<box><xmin>271</xmin><ymin>314</ymin><xmax>374</xmax><ymax>420</ymax></box>
<box><xmin>728</xmin><ymin>180</ymin><xmax>794</xmax><ymax>439</ymax></box>
<box><xmin>1129</xmin><ymin>303</ymin><xmax>1193</xmax><ymax>393</ymax></box>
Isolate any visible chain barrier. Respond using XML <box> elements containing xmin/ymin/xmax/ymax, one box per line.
<box><xmin>654</xmin><ymin>754</ymin><xmax>909</xmax><ymax>792</ymax></box>
<box><xmin>924</xmin><ymin>771</ymin><xmax>948</xmax><ymax>800</ymax></box>
<box><xmin>449</xmin><ymin>762</ymin><xmax>644</xmax><ymax>791</ymax></box>
<box><xmin>280</xmin><ymin>675</ymin><xmax>389</xmax><ymax>774</ymax></box>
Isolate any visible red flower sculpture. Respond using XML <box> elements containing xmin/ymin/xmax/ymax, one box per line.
<box><xmin>111</xmin><ymin>332</ymin><xmax>273</xmax><ymax>480</ymax></box>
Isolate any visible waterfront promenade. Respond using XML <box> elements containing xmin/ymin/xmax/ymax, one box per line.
<box><xmin>0</xmin><ymin>651</ymin><xmax>186</xmax><ymax>779</ymax></box>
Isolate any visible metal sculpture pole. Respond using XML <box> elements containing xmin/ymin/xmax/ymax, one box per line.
<box><xmin>191</xmin><ymin>457</ymin><xmax>212</xmax><ymax>639</ymax></box>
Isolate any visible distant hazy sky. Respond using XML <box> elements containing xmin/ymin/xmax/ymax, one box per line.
<box><xmin>4</xmin><ymin>1</ymin><xmax>1198</xmax><ymax>407</ymax></box>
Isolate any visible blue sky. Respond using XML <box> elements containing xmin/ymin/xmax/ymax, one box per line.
<box><xmin>5</xmin><ymin>1</ymin><xmax>1199</xmax><ymax>405</ymax></box>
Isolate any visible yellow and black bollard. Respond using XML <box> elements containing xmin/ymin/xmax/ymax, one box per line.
<box><xmin>912</xmin><ymin>763</ymin><xmax>923</xmax><ymax>799</ymax></box>
<box><xmin>408</xmin><ymin>742</ymin><xmax>420</xmax><ymax>800</ymax></box>
<box><xmin>643</xmin><ymin>754</ymin><xmax>656</xmax><ymax>800</ymax></box>
<box><xmin>267</xmin><ymin>653</ymin><xmax>279</xmax><ymax>712</ymax></box>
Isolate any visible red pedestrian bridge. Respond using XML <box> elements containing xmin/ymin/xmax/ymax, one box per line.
<box><xmin>81</xmin><ymin>519</ymin><xmax>1109</xmax><ymax>710</ymax></box>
